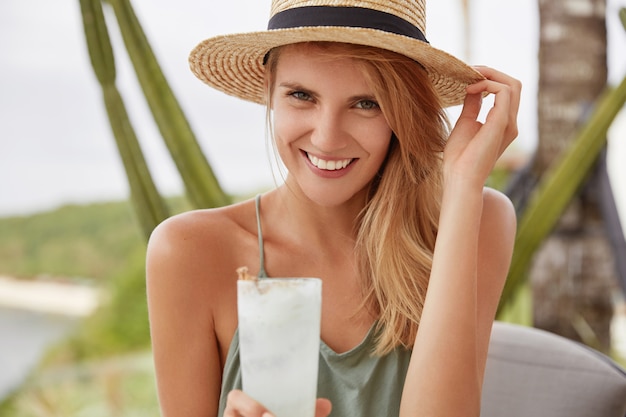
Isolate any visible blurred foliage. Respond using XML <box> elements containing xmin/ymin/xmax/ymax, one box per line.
<box><xmin>0</xmin><ymin>202</ymin><xmax>144</xmax><ymax>281</ymax></box>
<box><xmin>0</xmin><ymin>197</ymin><xmax>194</xmax><ymax>281</ymax></box>
<box><xmin>0</xmin><ymin>352</ymin><xmax>158</xmax><ymax>416</ymax></box>
<box><xmin>0</xmin><ymin>206</ymin><xmax>155</xmax><ymax>414</ymax></box>
<box><xmin>46</xmin><ymin>250</ymin><xmax>151</xmax><ymax>363</ymax></box>
<box><xmin>0</xmin><ymin>192</ymin><xmax>261</xmax><ymax>414</ymax></box>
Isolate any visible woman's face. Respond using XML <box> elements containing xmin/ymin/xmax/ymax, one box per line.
<box><xmin>271</xmin><ymin>44</ymin><xmax>393</xmax><ymax>207</ymax></box>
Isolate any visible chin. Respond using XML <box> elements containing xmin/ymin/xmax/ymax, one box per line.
<box><xmin>301</xmin><ymin>186</ymin><xmax>368</xmax><ymax>209</ymax></box>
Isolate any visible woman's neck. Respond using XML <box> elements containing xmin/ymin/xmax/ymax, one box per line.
<box><xmin>266</xmin><ymin>184</ymin><xmax>364</xmax><ymax>248</ymax></box>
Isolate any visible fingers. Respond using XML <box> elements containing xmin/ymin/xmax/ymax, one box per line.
<box><xmin>471</xmin><ymin>79</ymin><xmax>511</xmax><ymax>131</ymax></box>
<box><xmin>224</xmin><ymin>390</ymin><xmax>273</xmax><ymax>417</ymax></box>
<box><xmin>471</xmin><ymin>66</ymin><xmax>522</xmax><ymax>114</ymax></box>
<box><xmin>316</xmin><ymin>398</ymin><xmax>333</xmax><ymax>417</ymax></box>
<box><xmin>224</xmin><ymin>391</ymin><xmax>332</xmax><ymax>417</ymax></box>
<box><xmin>444</xmin><ymin>66</ymin><xmax>521</xmax><ymax>185</ymax></box>
<box><xmin>457</xmin><ymin>91</ymin><xmax>483</xmax><ymax>124</ymax></box>
<box><xmin>468</xmin><ymin>66</ymin><xmax>522</xmax><ymax>147</ymax></box>
<box><xmin>447</xmin><ymin>92</ymin><xmax>483</xmax><ymax>153</ymax></box>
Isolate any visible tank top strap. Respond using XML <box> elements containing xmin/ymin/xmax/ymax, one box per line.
<box><xmin>254</xmin><ymin>194</ymin><xmax>268</xmax><ymax>278</ymax></box>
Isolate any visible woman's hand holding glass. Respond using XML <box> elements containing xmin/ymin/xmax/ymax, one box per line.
<box><xmin>224</xmin><ymin>390</ymin><xmax>332</xmax><ymax>417</ymax></box>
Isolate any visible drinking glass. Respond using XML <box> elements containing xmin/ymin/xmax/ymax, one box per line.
<box><xmin>237</xmin><ymin>277</ymin><xmax>322</xmax><ymax>417</ymax></box>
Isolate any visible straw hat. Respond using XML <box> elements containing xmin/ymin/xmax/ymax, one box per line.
<box><xmin>189</xmin><ymin>0</ymin><xmax>484</xmax><ymax>108</ymax></box>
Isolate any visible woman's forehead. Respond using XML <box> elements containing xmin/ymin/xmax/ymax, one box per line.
<box><xmin>274</xmin><ymin>47</ymin><xmax>371</xmax><ymax>89</ymax></box>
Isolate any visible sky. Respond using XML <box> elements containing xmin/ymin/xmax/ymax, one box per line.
<box><xmin>0</xmin><ymin>0</ymin><xmax>625</xmax><ymax>218</ymax></box>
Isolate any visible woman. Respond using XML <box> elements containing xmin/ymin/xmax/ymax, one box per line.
<box><xmin>146</xmin><ymin>1</ymin><xmax>521</xmax><ymax>416</ymax></box>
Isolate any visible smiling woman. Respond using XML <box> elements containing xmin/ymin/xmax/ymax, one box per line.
<box><xmin>145</xmin><ymin>1</ymin><xmax>522</xmax><ymax>417</ymax></box>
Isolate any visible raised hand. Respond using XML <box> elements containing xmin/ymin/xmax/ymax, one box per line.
<box><xmin>443</xmin><ymin>66</ymin><xmax>522</xmax><ymax>188</ymax></box>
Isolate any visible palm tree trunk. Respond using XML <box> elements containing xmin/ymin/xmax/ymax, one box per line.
<box><xmin>531</xmin><ymin>0</ymin><xmax>615</xmax><ymax>352</ymax></box>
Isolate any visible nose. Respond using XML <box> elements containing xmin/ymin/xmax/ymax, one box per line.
<box><xmin>310</xmin><ymin>107</ymin><xmax>350</xmax><ymax>152</ymax></box>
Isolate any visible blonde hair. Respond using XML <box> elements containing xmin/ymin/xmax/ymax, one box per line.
<box><xmin>265</xmin><ymin>42</ymin><xmax>450</xmax><ymax>355</ymax></box>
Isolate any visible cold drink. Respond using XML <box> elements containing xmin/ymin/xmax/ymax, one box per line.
<box><xmin>237</xmin><ymin>277</ymin><xmax>322</xmax><ymax>417</ymax></box>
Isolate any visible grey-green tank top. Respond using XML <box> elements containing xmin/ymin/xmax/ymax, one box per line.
<box><xmin>217</xmin><ymin>195</ymin><xmax>412</xmax><ymax>416</ymax></box>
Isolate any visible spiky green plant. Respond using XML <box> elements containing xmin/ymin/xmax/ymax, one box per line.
<box><xmin>106</xmin><ymin>0</ymin><xmax>230</xmax><ymax>209</ymax></box>
<box><xmin>79</xmin><ymin>0</ymin><xmax>169</xmax><ymax>240</ymax></box>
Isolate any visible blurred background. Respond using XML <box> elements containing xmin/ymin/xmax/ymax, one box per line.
<box><xmin>1</xmin><ymin>0</ymin><xmax>625</xmax><ymax>415</ymax></box>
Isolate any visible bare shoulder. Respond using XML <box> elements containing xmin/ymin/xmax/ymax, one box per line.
<box><xmin>147</xmin><ymin>199</ymin><xmax>261</xmax><ymax>276</ymax></box>
<box><xmin>481</xmin><ymin>187</ymin><xmax>516</xmax><ymax>231</ymax></box>
<box><xmin>147</xmin><ymin>202</ymin><xmax>254</xmax><ymax>268</ymax></box>
<box><xmin>478</xmin><ymin>187</ymin><xmax>517</xmax><ymax>281</ymax></box>
<box><xmin>146</xmin><ymin>199</ymin><xmax>262</xmax><ymax>341</ymax></box>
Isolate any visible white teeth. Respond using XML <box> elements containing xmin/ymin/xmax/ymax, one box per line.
<box><xmin>307</xmin><ymin>154</ymin><xmax>352</xmax><ymax>171</ymax></box>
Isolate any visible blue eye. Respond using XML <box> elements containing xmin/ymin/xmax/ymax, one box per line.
<box><xmin>290</xmin><ymin>91</ymin><xmax>311</xmax><ymax>101</ymax></box>
<box><xmin>356</xmin><ymin>100</ymin><xmax>379</xmax><ymax>110</ymax></box>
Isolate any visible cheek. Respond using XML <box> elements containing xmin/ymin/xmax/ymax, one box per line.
<box><xmin>361</xmin><ymin>121</ymin><xmax>393</xmax><ymax>160</ymax></box>
<box><xmin>271</xmin><ymin>107</ymin><xmax>311</xmax><ymax>168</ymax></box>
<box><xmin>272</xmin><ymin>106</ymin><xmax>305</xmax><ymax>145</ymax></box>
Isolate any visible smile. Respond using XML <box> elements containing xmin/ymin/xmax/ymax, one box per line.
<box><xmin>306</xmin><ymin>153</ymin><xmax>353</xmax><ymax>171</ymax></box>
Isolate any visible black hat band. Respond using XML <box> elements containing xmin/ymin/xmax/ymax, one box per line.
<box><xmin>268</xmin><ymin>6</ymin><xmax>429</xmax><ymax>43</ymax></box>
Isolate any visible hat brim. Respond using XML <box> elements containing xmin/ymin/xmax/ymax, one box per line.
<box><xmin>189</xmin><ymin>26</ymin><xmax>484</xmax><ymax>108</ymax></box>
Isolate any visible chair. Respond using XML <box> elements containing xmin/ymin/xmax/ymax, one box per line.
<box><xmin>481</xmin><ymin>321</ymin><xmax>626</xmax><ymax>417</ymax></box>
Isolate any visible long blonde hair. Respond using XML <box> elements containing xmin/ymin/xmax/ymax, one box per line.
<box><xmin>265</xmin><ymin>42</ymin><xmax>450</xmax><ymax>355</ymax></box>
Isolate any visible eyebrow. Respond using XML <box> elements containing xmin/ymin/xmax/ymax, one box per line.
<box><xmin>278</xmin><ymin>82</ymin><xmax>315</xmax><ymax>94</ymax></box>
<box><xmin>350</xmin><ymin>94</ymin><xmax>378</xmax><ymax>102</ymax></box>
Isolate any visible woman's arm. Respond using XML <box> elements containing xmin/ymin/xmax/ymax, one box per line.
<box><xmin>146</xmin><ymin>213</ymin><xmax>224</xmax><ymax>417</ymax></box>
<box><xmin>400</xmin><ymin>67</ymin><xmax>521</xmax><ymax>417</ymax></box>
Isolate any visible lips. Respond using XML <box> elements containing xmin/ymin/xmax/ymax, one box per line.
<box><xmin>306</xmin><ymin>153</ymin><xmax>353</xmax><ymax>171</ymax></box>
